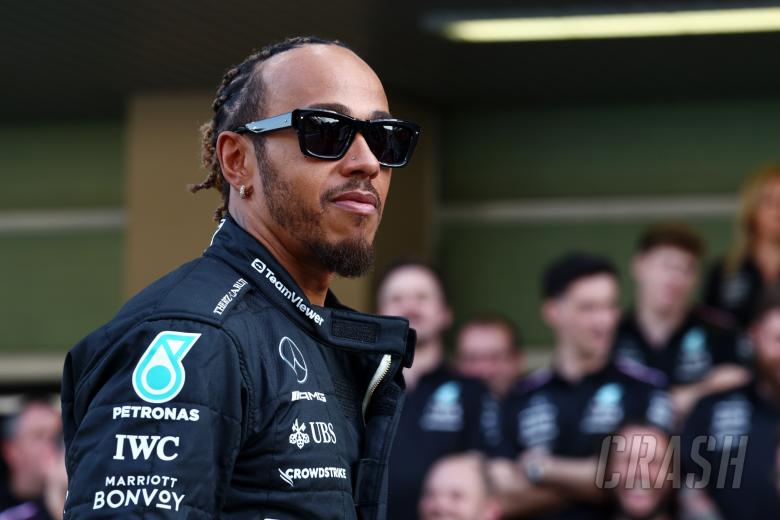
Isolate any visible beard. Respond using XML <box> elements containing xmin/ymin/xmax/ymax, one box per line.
<box><xmin>257</xmin><ymin>149</ymin><xmax>380</xmax><ymax>278</ymax></box>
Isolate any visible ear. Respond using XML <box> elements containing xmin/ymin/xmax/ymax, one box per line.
<box><xmin>215</xmin><ymin>131</ymin><xmax>257</xmax><ymax>190</ymax></box>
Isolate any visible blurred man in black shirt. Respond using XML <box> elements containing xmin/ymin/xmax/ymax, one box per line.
<box><xmin>496</xmin><ymin>253</ymin><xmax>672</xmax><ymax>520</ymax></box>
<box><xmin>377</xmin><ymin>260</ymin><xmax>495</xmax><ymax>520</ymax></box>
<box><xmin>681</xmin><ymin>287</ymin><xmax>780</xmax><ymax>519</ymax></box>
<box><xmin>613</xmin><ymin>222</ymin><xmax>750</xmax><ymax>423</ymax></box>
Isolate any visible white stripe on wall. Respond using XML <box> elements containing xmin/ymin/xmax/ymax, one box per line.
<box><xmin>0</xmin><ymin>209</ymin><xmax>124</xmax><ymax>233</ymax></box>
<box><xmin>438</xmin><ymin>195</ymin><xmax>736</xmax><ymax>223</ymax></box>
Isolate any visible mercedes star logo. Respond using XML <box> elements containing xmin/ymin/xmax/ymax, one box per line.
<box><xmin>278</xmin><ymin>336</ymin><xmax>308</xmax><ymax>384</ymax></box>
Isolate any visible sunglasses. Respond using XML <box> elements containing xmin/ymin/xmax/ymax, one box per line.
<box><xmin>234</xmin><ymin>108</ymin><xmax>420</xmax><ymax>168</ymax></box>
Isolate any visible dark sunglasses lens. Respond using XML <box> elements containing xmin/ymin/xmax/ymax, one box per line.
<box><xmin>301</xmin><ymin>114</ymin><xmax>352</xmax><ymax>158</ymax></box>
<box><xmin>365</xmin><ymin>123</ymin><xmax>414</xmax><ymax>166</ymax></box>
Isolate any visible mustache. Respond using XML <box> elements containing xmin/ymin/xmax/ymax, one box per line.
<box><xmin>321</xmin><ymin>178</ymin><xmax>383</xmax><ymax>214</ymax></box>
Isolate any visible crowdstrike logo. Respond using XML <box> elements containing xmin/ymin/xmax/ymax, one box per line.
<box><xmin>278</xmin><ymin>466</ymin><xmax>348</xmax><ymax>487</ymax></box>
<box><xmin>251</xmin><ymin>259</ymin><xmax>325</xmax><ymax>326</ymax></box>
<box><xmin>132</xmin><ymin>331</ymin><xmax>200</xmax><ymax>404</ymax></box>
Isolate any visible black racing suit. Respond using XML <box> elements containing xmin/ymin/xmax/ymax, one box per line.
<box><xmin>61</xmin><ymin>216</ymin><xmax>415</xmax><ymax>519</ymax></box>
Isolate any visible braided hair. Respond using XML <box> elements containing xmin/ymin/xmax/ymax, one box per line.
<box><xmin>191</xmin><ymin>36</ymin><xmax>349</xmax><ymax>221</ymax></box>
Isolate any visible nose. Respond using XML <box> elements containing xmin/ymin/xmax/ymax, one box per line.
<box><xmin>342</xmin><ymin>131</ymin><xmax>381</xmax><ymax>178</ymax></box>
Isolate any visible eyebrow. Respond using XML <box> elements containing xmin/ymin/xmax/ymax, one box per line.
<box><xmin>305</xmin><ymin>102</ymin><xmax>394</xmax><ymax>120</ymax></box>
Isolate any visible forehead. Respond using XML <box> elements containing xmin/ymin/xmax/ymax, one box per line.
<box><xmin>641</xmin><ymin>245</ymin><xmax>697</xmax><ymax>263</ymax></box>
<box><xmin>259</xmin><ymin>45</ymin><xmax>389</xmax><ymax>119</ymax></box>
<box><xmin>380</xmin><ymin>266</ymin><xmax>444</xmax><ymax>298</ymax></box>
<box><xmin>428</xmin><ymin>459</ymin><xmax>482</xmax><ymax>489</ymax></box>
<box><xmin>459</xmin><ymin>323</ymin><xmax>512</xmax><ymax>347</ymax></box>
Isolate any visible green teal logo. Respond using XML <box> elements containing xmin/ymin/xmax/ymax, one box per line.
<box><xmin>132</xmin><ymin>331</ymin><xmax>200</xmax><ymax>404</ymax></box>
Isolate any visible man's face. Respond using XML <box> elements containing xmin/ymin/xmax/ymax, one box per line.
<box><xmin>419</xmin><ymin>458</ymin><xmax>498</xmax><ymax>520</ymax></box>
<box><xmin>608</xmin><ymin>426</ymin><xmax>672</xmax><ymax>519</ymax></box>
<box><xmin>544</xmin><ymin>274</ymin><xmax>620</xmax><ymax>360</ymax></box>
<box><xmin>456</xmin><ymin>324</ymin><xmax>521</xmax><ymax>397</ymax></box>
<box><xmin>633</xmin><ymin>246</ymin><xmax>699</xmax><ymax>313</ymax></box>
<box><xmin>751</xmin><ymin>309</ymin><xmax>780</xmax><ymax>389</ymax></box>
<box><xmin>2</xmin><ymin>404</ymin><xmax>62</xmax><ymax>490</ymax></box>
<box><xmin>247</xmin><ymin>45</ymin><xmax>392</xmax><ymax>276</ymax></box>
<box><xmin>377</xmin><ymin>266</ymin><xmax>451</xmax><ymax>345</ymax></box>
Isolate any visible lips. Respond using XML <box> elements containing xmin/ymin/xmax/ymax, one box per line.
<box><xmin>330</xmin><ymin>191</ymin><xmax>379</xmax><ymax>215</ymax></box>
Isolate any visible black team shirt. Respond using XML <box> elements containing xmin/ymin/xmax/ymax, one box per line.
<box><xmin>682</xmin><ymin>383</ymin><xmax>780</xmax><ymax>519</ymax></box>
<box><xmin>387</xmin><ymin>364</ymin><xmax>496</xmax><ymax>520</ymax></box>
<box><xmin>613</xmin><ymin>309</ymin><xmax>747</xmax><ymax>387</ymax></box>
<box><xmin>500</xmin><ymin>360</ymin><xmax>673</xmax><ymax>520</ymax></box>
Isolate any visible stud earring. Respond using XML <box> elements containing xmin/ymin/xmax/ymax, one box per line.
<box><xmin>239</xmin><ymin>185</ymin><xmax>253</xmax><ymax>199</ymax></box>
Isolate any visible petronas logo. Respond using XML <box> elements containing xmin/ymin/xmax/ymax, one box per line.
<box><xmin>132</xmin><ymin>331</ymin><xmax>201</xmax><ymax>404</ymax></box>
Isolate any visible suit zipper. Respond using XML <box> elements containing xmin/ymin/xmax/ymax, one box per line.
<box><xmin>362</xmin><ymin>354</ymin><xmax>392</xmax><ymax>419</ymax></box>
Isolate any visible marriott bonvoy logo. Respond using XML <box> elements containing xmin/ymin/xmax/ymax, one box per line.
<box><xmin>251</xmin><ymin>259</ymin><xmax>324</xmax><ymax>326</ymax></box>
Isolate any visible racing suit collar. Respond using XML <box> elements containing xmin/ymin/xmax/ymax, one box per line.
<box><xmin>205</xmin><ymin>216</ymin><xmax>414</xmax><ymax>367</ymax></box>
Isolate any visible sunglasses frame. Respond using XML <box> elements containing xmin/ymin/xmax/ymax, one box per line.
<box><xmin>234</xmin><ymin>108</ymin><xmax>420</xmax><ymax>168</ymax></box>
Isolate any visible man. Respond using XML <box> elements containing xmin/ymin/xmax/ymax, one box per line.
<box><xmin>613</xmin><ymin>222</ymin><xmax>750</xmax><ymax>422</ymax></box>
<box><xmin>602</xmin><ymin>423</ymin><xmax>677</xmax><ymax>520</ymax></box>
<box><xmin>418</xmin><ymin>452</ymin><xmax>502</xmax><ymax>520</ymax></box>
<box><xmin>0</xmin><ymin>400</ymin><xmax>67</xmax><ymax>520</ymax></box>
<box><xmin>376</xmin><ymin>260</ymin><xmax>495</xmax><ymax>520</ymax></box>
<box><xmin>456</xmin><ymin>314</ymin><xmax>524</xmax><ymax>399</ymax></box>
<box><xmin>496</xmin><ymin>253</ymin><xmax>673</xmax><ymax>519</ymax></box>
<box><xmin>681</xmin><ymin>287</ymin><xmax>780</xmax><ymax>519</ymax></box>
<box><xmin>62</xmin><ymin>37</ymin><xmax>419</xmax><ymax>519</ymax></box>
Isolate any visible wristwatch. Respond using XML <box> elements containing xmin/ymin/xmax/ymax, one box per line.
<box><xmin>524</xmin><ymin>457</ymin><xmax>546</xmax><ymax>485</ymax></box>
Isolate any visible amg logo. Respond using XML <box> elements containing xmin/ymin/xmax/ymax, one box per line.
<box><xmin>113</xmin><ymin>435</ymin><xmax>179</xmax><ymax>461</ymax></box>
<box><xmin>292</xmin><ymin>391</ymin><xmax>327</xmax><ymax>403</ymax></box>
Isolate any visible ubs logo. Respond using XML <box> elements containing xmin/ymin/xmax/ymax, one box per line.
<box><xmin>279</xmin><ymin>337</ymin><xmax>307</xmax><ymax>384</ymax></box>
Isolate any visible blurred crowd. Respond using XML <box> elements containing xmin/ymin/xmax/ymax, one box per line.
<box><xmin>3</xmin><ymin>166</ymin><xmax>780</xmax><ymax>520</ymax></box>
<box><xmin>378</xmin><ymin>165</ymin><xmax>780</xmax><ymax>520</ymax></box>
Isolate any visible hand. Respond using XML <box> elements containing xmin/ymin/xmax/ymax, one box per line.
<box><xmin>41</xmin><ymin>450</ymin><xmax>68</xmax><ymax>520</ymax></box>
<box><xmin>670</xmin><ymin>385</ymin><xmax>701</xmax><ymax>423</ymax></box>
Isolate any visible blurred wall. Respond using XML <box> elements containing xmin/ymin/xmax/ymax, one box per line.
<box><xmin>438</xmin><ymin>99</ymin><xmax>780</xmax><ymax>346</ymax></box>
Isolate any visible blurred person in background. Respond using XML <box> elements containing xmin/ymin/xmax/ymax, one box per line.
<box><xmin>418</xmin><ymin>452</ymin><xmax>501</xmax><ymax>520</ymax></box>
<box><xmin>704</xmin><ymin>165</ymin><xmax>780</xmax><ymax>328</ymax></box>
<box><xmin>602</xmin><ymin>422</ymin><xmax>677</xmax><ymax>520</ymax></box>
<box><xmin>0</xmin><ymin>399</ymin><xmax>66</xmax><ymax>520</ymax></box>
<box><xmin>495</xmin><ymin>252</ymin><xmax>673</xmax><ymax>519</ymax></box>
<box><xmin>376</xmin><ymin>259</ymin><xmax>495</xmax><ymax>520</ymax></box>
<box><xmin>456</xmin><ymin>314</ymin><xmax>525</xmax><ymax>400</ymax></box>
<box><xmin>681</xmin><ymin>287</ymin><xmax>780</xmax><ymax>519</ymax></box>
<box><xmin>613</xmin><ymin>222</ymin><xmax>750</xmax><ymax>423</ymax></box>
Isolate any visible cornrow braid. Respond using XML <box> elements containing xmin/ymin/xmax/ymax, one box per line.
<box><xmin>190</xmin><ymin>36</ymin><xmax>349</xmax><ymax>221</ymax></box>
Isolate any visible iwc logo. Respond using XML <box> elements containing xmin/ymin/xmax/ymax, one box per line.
<box><xmin>132</xmin><ymin>331</ymin><xmax>200</xmax><ymax>404</ymax></box>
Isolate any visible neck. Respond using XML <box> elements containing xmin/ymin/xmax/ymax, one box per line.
<box><xmin>757</xmin><ymin>375</ymin><xmax>780</xmax><ymax>409</ymax></box>
<box><xmin>635</xmin><ymin>301</ymin><xmax>687</xmax><ymax>347</ymax></box>
<box><xmin>553</xmin><ymin>341</ymin><xmax>607</xmax><ymax>383</ymax></box>
<box><xmin>404</xmin><ymin>337</ymin><xmax>444</xmax><ymax>391</ymax></box>
<box><xmin>232</xmin><ymin>210</ymin><xmax>332</xmax><ymax>306</ymax></box>
<box><xmin>752</xmin><ymin>238</ymin><xmax>780</xmax><ymax>282</ymax></box>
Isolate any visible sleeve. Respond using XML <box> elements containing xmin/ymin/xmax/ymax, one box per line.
<box><xmin>61</xmin><ymin>319</ymin><xmax>248</xmax><ymax>519</ymax></box>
